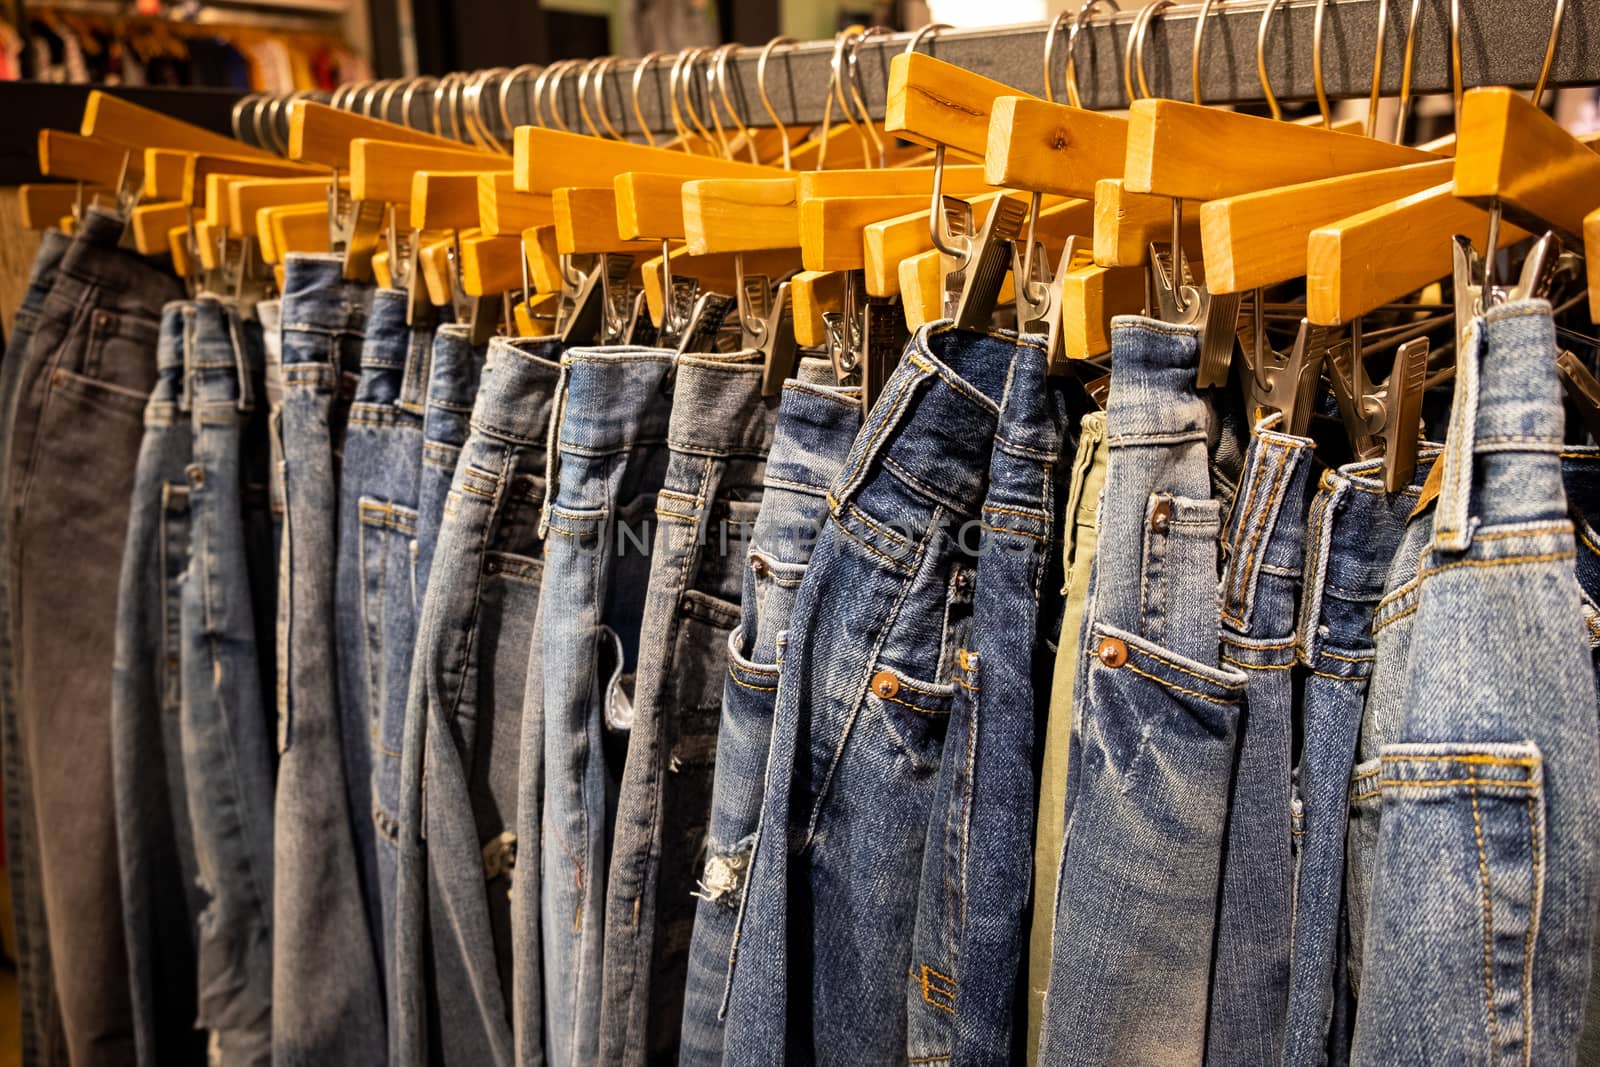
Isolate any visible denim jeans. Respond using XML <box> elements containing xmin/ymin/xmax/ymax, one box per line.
<box><xmin>6</xmin><ymin>207</ymin><xmax>182</xmax><ymax>1066</ymax></box>
<box><xmin>415</xmin><ymin>324</ymin><xmax>485</xmax><ymax>600</ymax></box>
<box><xmin>396</xmin><ymin>337</ymin><xmax>561</xmax><ymax>1067</ymax></box>
<box><xmin>180</xmin><ymin>295</ymin><xmax>276</xmax><ymax>1065</ymax></box>
<box><xmin>526</xmin><ymin>345</ymin><xmax>675</xmax><ymax>1067</ymax></box>
<box><xmin>1351</xmin><ymin>301</ymin><xmax>1600</xmax><ymax>1063</ymax></box>
<box><xmin>1038</xmin><ymin>317</ymin><xmax>1246</xmax><ymax>1066</ymax></box>
<box><xmin>111</xmin><ymin>299</ymin><xmax>207</xmax><ymax>1067</ymax></box>
<box><xmin>336</xmin><ymin>287</ymin><xmax>435</xmax><ymax>995</ymax></box>
<box><xmin>1026</xmin><ymin>409</ymin><xmax>1106</xmax><ymax>1063</ymax></box>
<box><xmin>601</xmin><ymin>350</ymin><xmax>782</xmax><ymax>1066</ymax></box>
<box><xmin>1205</xmin><ymin>415</ymin><xmax>1316</xmax><ymax>1065</ymax></box>
<box><xmin>1</xmin><ymin>228</ymin><xmax>74</xmax><ymax>1066</ymax></box>
<box><xmin>1280</xmin><ymin>450</ymin><xmax>1437</xmax><ymax>1067</ymax></box>
<box><xmin>273</xmin><ymin>253</ymin><xmax>387</xmax><ymax>1067</ymax></box>
<box><xmin>258</xmin><ymin>299</ymin><xmax>285</xmax><ymax>564</ymax></box>
<box><xmin>908</xmin><ymin>335</ymin><xmax>1072</xmax><ymax>1065</ymax></box>
<box><xmin>678</xmin><ymin>360</ymin><xmax>862</xmax><ymax>1066</ymax></box>
<box><xmin>722</xmin><ymin>323</ymin><xmax>1019</xmax><ymax>1065</ymax></box>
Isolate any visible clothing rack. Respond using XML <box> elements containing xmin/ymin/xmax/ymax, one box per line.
<box><xmin>570</xmin><ymin>0</ymin><xmax>1590</xmax><ymax>140</ymax></box>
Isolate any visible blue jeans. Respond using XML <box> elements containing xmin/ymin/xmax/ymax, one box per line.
<box><xmin>1038</xmin><ymin>317</ymin><xmax>1246</xmax><ymax>1066</ymax></box>
<box><xmin>111</xmin><ymin>299</ymin><xmax>207</xmax><ymax>1067</ymax></box>
<box><xmin>1</xmin><ymin>228</ymin><xmax>74</xmax><ymax>1066</ymax></box>
<box><xmin>1205</xmin><ymin>415</ymin><xmax>1316</xmax><ymax>1065</ymax></box>
<box><xmin>180</xmin><ymin>295</ymin><xmax>276</xmax><ymax>1065</ymax></box>
<box><xmin>678</xmin><ymin>360</ymin><xmax>862</xmax><ymax>1066</ymax></box>
<box><xmin>415</xmin><ymin>324</ymin><xmax>485</xmax><ymax>600</ymax></box>
<box><xmin>336</xmin><ymin>288</ymin><xmax>434</xmax><ymax>998</ymax></box>
<box><xmin>395</xmin><ymin>337</ymin><xmax>561</xmax><ymax>1067</ymax></box>
<box><xmin>1351</xmin><ymin>300</ymin><xmax>1600</xmax><ymax>1063</ymax></box>
<box><xmin>5</xmin><ymin>207</ymin><xmax>182</xmax><ymax>1066</ymax></box>
<box><xmin>907</xmin><ymin>335</ymin><xmax>1072</xmax><ymax>1065</ymax></box>
<box><xmin>527</xmin><ymin>344</ymin><xmax>675</xmax><ymax>1067</ymax></box>
<box><xmin>723</xmin><ymin>324</ymin><xmax>1018</xmax><ymax>1065</ymax></box>
<box><xmin>600</xmin><ymin>350</ymin><xmax>783</xmax><ymax>1065</ymax></box>
<box><xmin>273</xmin><ymin>253</ymin><xmax>387</xmax><ymax>1067</ymax></box>
<box><xmin>1282</xmin><ymin>451</ymin><xmax>1438</xmax><ymax>1067</ymax></box>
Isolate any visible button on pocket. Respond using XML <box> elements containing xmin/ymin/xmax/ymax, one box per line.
<box><xmin>1097</xmin><ymin>637</ymin><xmax>1128</xmax><ymax>668</ymax></box>
<box><xmin>872</xmin><ymin>670</ymin><xmax>900</xmax><ymax>699</ymax></box>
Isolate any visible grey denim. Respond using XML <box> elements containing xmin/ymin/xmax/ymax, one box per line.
<box><xmin>522</xmin><ymin>345</ymin><xmax>674</xmax><ymax>1067</ymax></box>
<box><xmin>5</xmin><ymin>207</ymin><xmax>182</xmax><ymax>1066</ymax></box>
<box><xmin>111</xmin><ymin>299</ymin><xmax>207</xmax><ymax>1067</ymax></box>
<box><xmin>180</xmin><ymin>295</ymin><xmax>276</xmax><ymax>1065</ymax></box>
<box><xmin>599</xmin><ymin>350</ymin><xmax>779</xmax><ymax>1066</ymax></box>
<box><xmin>273</xmin><ymin>253</ymin><xmax>387</xmax><ymax>1067</ymax></box>
<box><xmin>678</xmin><ymin>360</ymin><xmax>862</xmax><ymax>1066</ymax></box>
<box><xmin>395</xmin><ymin>336</ymin><xmax>561</xmax><ymax>1067</ymax></box>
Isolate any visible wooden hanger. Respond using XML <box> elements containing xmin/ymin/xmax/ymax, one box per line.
<box><xmin>411</xmin><ymin>171</ymin><xmax>489</xmax><ymax>232</ymax></box>
<box><xmin>639</xmin><ymin>248</ymin><xmax>799</xmax><ymax>328</ymax></box>
<box><xmin>349</xmin><ymin>138</ymin><xmax>511</xmax><ymax>207</ymax></box>
<box><xmin>553</xmin><ymin>187</ymin><xmax>659</xmax><ymax>256</ymax></box>
<box><xmin>1452</xmin><ymin>86</ymin><xmax>1600</xmax><ymax>240</ymax></box>
<box><xmin>479</xmin><ymin>171</ymin><xmax>554</xmax><ymax>234</ymax></box>
<box><xmin>790</xmin><ymin>270</ymin><xmax>845</xmax><ymax>347</ymax></box>
<box><xmin>169</xmin><ymin>224</ymin><xmax>194</xmax><ymax>277</ymax></box>
<box><xmin>230</xmin><ymin>177</ymin><xmax>336</xmax><ymax>241</ymax></box>
<box><xmin>83</xmin><ymin>90</ymin><xmax>277</xmax><ymax>160</ymax></box>
<box><xmin>258</xmin><ymin>203</ymin><xmax>331</xmax><ymax>264</ymax></box>
<box><xmin>288</xmin><ymin>100</ymin><xmax>469</xmax><ymax>169</ymax></box>
<box><xmin>984</xmin><ymin>96</ymin><xmax>1129</xmax><ymax>201</ymax></box>
<box><xmin>183</xmin><ymin>154</ymin><xmax>320</xmax><ymax>209</ymax></box>
<box><xmin>130</xmin><ymin>202</ymin><xmax>187</xmax><ymax>254</ymax></box>
<box><xmin>885</xmin><ymin>52</ymin><xmax>1019</xmax><ymax>161</ymax></box>
<box><xmin>1091</xmin><ymin>180</ymin><xmax>1202</xmax><ymax>268</ymax></box>
<box><xmin>513</xmin><ymin>126</ymin><xmax>769</xmax><ymax>196</ymax></box>
<box><xmin>885</xmin><ymin>194</ymin><xmax>1091</xmax><ymax>302</ymax></box>
<box><xmin>1586</xmin><ymin>207</ymin><xmax>1600</xmax><ymax>322</ymax></box>
<box><xmin>38</xmin><ymin>130</ymin><xmax>130</xmax><ymax>187</ymax></box>
<box><xmin>523</xmin><ymin>224</ymin><xmax>564</xmax><ymax>294</ymax></box>
<box><xmin>19</xmin><ymin>184</ymin><xmax>103</xmax><ymax>230</ymax></box>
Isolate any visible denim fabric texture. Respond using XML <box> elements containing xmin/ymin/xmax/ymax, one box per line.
<box><xmin>415</xmin><ymin>324</ymin><xmax>485</xmax><ymax>600</ymax></box>
<box><xmin>179</xmin><ymin>295</ymin><xmax>276</xmax><ymax>1065</ymax></box>
<box><xmin>336</xmin><ymin>287</ymin><xmax>434</xmax><ymax>1002</ymax></box>
<box><xmin>1351</xmin><ymin>301</ymin><xmax>1600</xmax><ymax>1064</ymax></box>
<box><xmin>1282</xmin><ymin>452</ymin><xmax>1436</xmax><ymax>1067</ymax></box>
<box><xmin>6</xmin><ymin>207</ymin><xmax>181</xmax><ymax>1066</ymax></box>
<box><xmin>1</xmin><ymin>227</ymin><xmax>75</xmax><ymax>1067</ymax></box>
<box><xmin>1205</xmin><ymin>415</ymin><xmax>1315</xmax><ymax>1066</ymax></box>
<box><xmin>272</xmin><ymin>253</ymin><xmax>387</xmax><ymax>1067</ymax></box>
<box><xmin>600</xmin><ymin>349</ymin><xmax>779</xmax><ymax>1066</ymax></box>
<box><xmin>111</xmin><ymin>300</ymin><xmax>207</xmax><ymax>1067</ymax></box>
<box><xmin>722</xmin><ymin>323</ymin><xmax>1015</xmax><ymax>1065</ymax></box>
<box><xmin>527</xmin><ymin>344</ymin><xmax>674</xmax><ymax>1067</ymax></box>
<box><xmin>1038</xmin><ymin>316</ymin><xmax>1246</xmax><ymax>1066</ymax></box>
<box><xmin>678</xmin><ymin>360</ymin><xmax>862</xmax><ymax>1066</ymax></box>
<box><xmin>395</xmin><ymin>336</ymin><xmax>561</xmax><ymax>1067</ymax></box>
<box><xmin>1026</xmin><ymin>408</ymin><xmax>1107</xmax><ymax>1064</ymax></box>
<box><xmin>907</xmin><ymin>335</ymin><xmax>1072</xmax><ymax>1065</ymax></box>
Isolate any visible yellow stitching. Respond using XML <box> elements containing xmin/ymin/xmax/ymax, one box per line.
<box><xmin>985</xmin><ymin>523</ymin><xmax>1048</xmax><ymax>543</ymax></box>
<box><xmin>1470</xmin><ymin>784</ymin><xmax>1503</xmax><ymax>1059</ymax></box>
<box><xmin>1474</xmin><ymin>526</ymin><xmax>1571</xmax><ymax>542</ymax></box>
<box><xmin>834</xmin><ymin>522</ymin><xmax>914</xmax><ymax>573</ymax></box>
<box><xmin>1351</xmin><ymin>788</ymin><xmax>1382</xmax><ymax>802</ymax></box>
<box><xmin>954</xmin><ymin>677</ymin><xmax>979</xmax><ymax>692</ymax></box>
<box><xmin>983</xmin><ymin>503</ymin><xmax>1048</xmax><ymax>522</ymax></box>
<box><xmin>839</xmin><ymin>365</ymin><xmax>919</xmax><ymax>494</ymax></box>
<box><xmin>1222</xmin><ymin>633</ymin><xmax>1297</xmax><ymax>650</ymax></box>
<box><xmin>655</xmin><ymin>507</ymin><xmax>699</xmax><ymax>522</ymax></box>
<box><xmin>1119</xmin><ymin>660</ymin><xmax>1236</xmax><ymax>704</ymax></box>
<box><xmin>726</xmin><ymin>672</ymin><xmax>777</xmax><ymax>693</ymax></box>
<box><xmin>1352</xmin><ymin>766</ymin><xmax>1380</xmax><ymax>781</ymax></box>
<box><xmin>1221</xmin><ymin>461</ymin><xmax>1266</xmax><ymax>624</ymax></box>
<box><xmin>1578</xmin><ymin>526</ymin><xmax>1600</xmax><ymax>557</ymax></box>
<box><xmin>1113</xmin><ymin>640</ymin><xmax>1241</xmax><ymax>689</ymax></box>
<box><xmin>1372</xmin><ymin>600</ymin><xmax>1420</xmax><ymax>636</ymax></box>
<box><xmin>880</xmin><ymin>692</ymin><xmax>949</xmax><ymax>717</ymax></box>
<box><xmin>1378</xmin><ymin>778</ymin><xmax>1537</xmax><ymax>790</ymax></box>
<box><xmin>1321</xmin><ymin>649</ymin><xmax>1375</xmax><ymax>663</ymax></box>
<box><xmin>846</xmin><ymin>503</ymin><xmax>908</xmax><ymax>547</ymax></box>
<box><xmin>909</xmin><ymin>1057</ymin><xmax>950</xmax><ymax>1065</ymax></box>
<box><xmin>1385</xmin><ymin>754</ymin><xmax>1538</xmax><ymax>769</ymax></box>
<box><xmin>1235</xmin><ymin>456</ymin><xmax>1291</xmax><ymax>627</ymax></box>
<box><xmin>1523</xmin><ymin>790</ymin><xmax>1540</xmax><ymax>1046</ymax></box>
<box><xmin>732</xmin><ymin>662</ymin><xmax>780</xmax><ymax>678</ymax></box>
<box><xmin>1221</xmin><ymin>654</ymin><xmax>1294</xmax><ymax>672</ymax></box>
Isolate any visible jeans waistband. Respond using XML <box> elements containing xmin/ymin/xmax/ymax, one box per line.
<box><xmin>26</xmin><ymin>229</ymin><xmax>71</xmax><ymax>291</ymax></box>
<box><xmin>1105</xmin><ymin>316</ymin><xmax>1213</xmax><ymax>445</ymax></box>
<box><xmin>555</xmin><ymin>346</ymin><xmax>676</xmax><ymax>453</ymax></box>
<box><xmin>257</xmin><ymin>298</ymin><xmax>283</xmax><ymax>410</ymax></box>
<box><xmin>1434</xmin><ymin>299</ymin><xmax>1566</xmax><ymax>550</ymax></box>
<box><xmin>1219</xmin><ymin>414</ymin><xmax>1316</xmax><ymax>637</ymax></box>
<box><xmin>279</xmin><ymin>253</ymin><xmax>371</xmax><ymax>343</ymax></box>
<box><xmin>148</xmin><ymin>300</ymin><xmax>192</xmax><ymax>413</ymax></box>
<box><xmin>795</xmin><ymin>355</ymin><xmax>840</xmax><ymax>386</ymax></box>
<box><xmin>472</xmin><ymin>335</ymin><xmax>563</xmax><ymax>443</ymax></box>
<box><xmin>1297</xmin><ymin>450</ymin><xmax>1440</xmax><ymax>665</ymax></box>
<box><xmin>427</xmin><ymin>324</ymin><xmax>484</xmax><ymax>416</ymax></box>
<box><xmin>829</xmin><ymin>321</ymin><xmax>1018</xmax><ymax>519</ymax></box>
<box><xmin>190</xmin><ymin>295</ymin><xmax>260</xmax><ymax>413</ymax></box>
<box><xmin>765</xmin><ymin>376</ymin><xmax>865</xmax><ymax>498</ymax></box>
<box><xmin>668</xmin><ymin>349</ymin><xmax>775</xmax><ymax>455</ymax></box>
<box><xmin>1563</xmin><ymin>447</ymin><xmax>1600</xmax><ymax>601</ymax></box>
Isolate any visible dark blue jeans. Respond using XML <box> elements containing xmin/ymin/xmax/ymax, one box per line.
<box><xmin>273</xmin><ymin>253</ymin><xmax>387</xmax><ymax>1067</ymax></box>
<box><xmin>722</xmin><ymin>323</ymin><xmax>1017</xmax><ymax>1065</ymax></box>
<box><xmin>415</xmin><ymin>323</ymin><xmax>485</xmax><ymax>599</ymax></box>
<box><xmin>111</xmin><ymin>299</ymin><xmax>207</xmax><ymax>1067</ymax></box>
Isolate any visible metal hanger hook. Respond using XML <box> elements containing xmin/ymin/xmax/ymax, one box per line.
<box><xmin>1312</xmin><ymin>0</ymin><xmax>1333</xmax><ymax>126</ymax></box>
<box><xmin>631</xmin><ymin>52</ymin><xmax>669</xmax><ymax>146</ymax></box>
<box><xmin>1256</xmin><ymin>0</ymin><xmax>1287</xmax><ymax>120</ymax></box>
<box><xmin>1192</xmin><ymin>0</ymin><xmax>1226</xmax><ymax>105</ymax></box>
<box><xmin>755</xmin><ymin>37</ymin><xmax>798</xmax><ymax>169</ymax></box>
<box><xmin>911</xmin><ymin>22</ymin><xmax>967</xmax><ymax>258</ymax></box>
<box><xmin>1043</xmin><ymin>10</ymin><xmax>1072</xmax><ymax>104</ymax></box>
<box><xmin>1533</xmin><ymin>0</ymin><xmax>1566</xmax><ymax>107</ymax></box>
<box><xmin>496</xmin><ymin>65</ymin><xmax>540</xmax><ymax>139</ymax></box>
<box><xmin>712</xmin><ymin>44</ymin><xmax>757</xmax><ymax>162</ymax></box>
<box><xmin>1125</xmin><ymin>0</ymin><xmax>1173</xmax><ymax>104</ymax></box>
<box><xmin>1066</xmin><ymin>0</ymin><xmax>1119</xmax><ymax>109</ymax></box>
<box><xmin>846</xmin><ymin>26</ymin><xmax>889</xmax><ymax>167</ymax></box>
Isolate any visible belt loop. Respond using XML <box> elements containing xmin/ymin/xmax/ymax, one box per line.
<box><xmin>227</xmin><ymin>305</ymin><xmax>257</xmax><ymax>414</ymax></box>
<box><xmin>399</xmin><ymin>326</ymin><xmax>431</xmax><ymax>413</ymax></box>
<box><xmin>1296</xmin><ymin>474</ymin><xmax>1346</xmax><ymax>665</ymax></box>
<box><xmin>178</xmin><ymin>304</ymin><xmax>196</xmax><ymax>414</ymax></box>
<box><xmin>1434</xmin><ymin>317</ymin><xmax>1484</xmax><ymax>553</ymax></box>
<box><xmin>537</xmin><ymin>358</ymin><xmax>571</xmax><ymax>540</ymax></box>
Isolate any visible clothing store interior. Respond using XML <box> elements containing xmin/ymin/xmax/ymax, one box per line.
<box><xmin>4</xmin><ymin>0</ymin><xmax>1600</xmax><ymax>1063</ymax></box>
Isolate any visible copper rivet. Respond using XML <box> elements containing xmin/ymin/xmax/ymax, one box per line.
<box><xmin>1150</xmin><ymin>500</ymin><xmax>1172</xmax><ymax>534</ymax></box>
<box><xmin>871</xmin><ymin>670</ymin><xmax>899</xmax><ymax>699</ymax></box>
<box><xmin>751</xmin><ymin>556</ymin><xmax>767</xmax><ymax>577</ymax></box>
<box><xmin>1097</xmin><ymin>637</ymin><xmax>1128</xmax><ymax>669</ymax></box>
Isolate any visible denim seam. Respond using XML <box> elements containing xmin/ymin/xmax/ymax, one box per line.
<box><xmin>846</xmin><ymin>502</ymin><xmax>910</xmax><ymax>547</ymax></box>
<box><xmin>727</xmin><ymin>672</ymin><xmax>777</xmax><ymax>694</ymax></box>
<box><xmin>1220</xmin><ymin>654</ymin><xmax>1292</xmax><ymax>673</ymax></box>
<box><xmin>762</xmin><ymin>475</ymin><xmax>829</xmax><ymax>496</ymax></box>
<box><xmin>880</xmin><ymin>454</ymin><xmax>974</xmax><ymax>515</ymax></box>
<box><xmin>831</xmin><ymin>521</ymin><xmax>916</xmax><ymax>576</ymax></box>
<box><xmin>878</xmin><ymin>692</ymin><xmax>949</xmax><ymax>717</ymax></box>
<box><xmin>1118</xmin><ymin>660</ymin><xmax>1235</xmax><ymax>704</ymax></box>
<box><xmin>985</xmin><ymin>523</ymin><xmax>1047</xmax><ymax>543</ymax></box>
<box><xmin>1223</xmin><ymin>447</ymin><xmax>1296</xmax><ymax>630</ymax></box>
<box><xmin>835</xmin><ymin>361</ymin><xmax>925</xmax><ymax>504</ymax></box>
<box><xmin>1468</xmin><ymin>786</ymin><xmax>1504</xmax><ymax>1059</ymax></box>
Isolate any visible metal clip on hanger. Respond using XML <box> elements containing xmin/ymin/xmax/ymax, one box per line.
<box><xmin>1234</xmin><ymin>290</ymin><xmax>1333</xmax><ymax>437</ymax></box>
<box><xmin>1325</xmin><ymin>321</ymin><xmax>1429</xmax><ymax>490</ymax></box>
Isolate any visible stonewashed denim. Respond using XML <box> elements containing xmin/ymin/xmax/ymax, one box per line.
<box><xmin>273</xmin><ymin>253</ymin><xmax>386</xmax><ymax>1067</ymax></box>
<box><xmin>415</xmin><ymin>324</ymin><xmax>485</xmax><ymax>599</ymax></box>
<box><xmin>1281</xmin><ymin>451</ymin><xmax>1437</xmax><ymax>1067</ymax></box>
<box><xmin>336</xmin><ymin>287</ymin><xmax>434</xmax><ymax>995</ymax></box>
<box><xmin>1026</xmin><ymin>409</ymin><xmax>1106</xmax><ymax>1064</ymax></box>
<box><xmin>258</xmin><ymin>299</ymin><xmax>285</xmax><ymax>570</ymax></box>
<box><xmin>1</xmin><ymin>227</ymin><xmax>74</xmax><ymax>1067</ymax></box>
<box><xmin>180</xmin><ymin>295</ymin><xmax>276</xmax><ymax>1065</ymax></box>
<box><xmin>395</xmin><ymin>337</ymin><xmax>561</xmax><ymax>1067</ymax></box>
<box><xmin>526</xmin><ymin>344</ymin><xmax>674</xmax><ymax>1067</ymax></box>
<box><xmin>601</xmin><ymin>350</ymin><xmax>782</xmax><ymax>1066</ymax></box>
<box><xmin>1038</xmin><ymin>316</ymin><xmax>1247</xmax><ymax>1067</ymax></box>
<box><xmin>1205</xmin><ymin>415</ymin><xmax>1316</xmax><ymax>1066</ymax></box>
<box><xmin>908</xmin><ymin>334</ymin><xmax>1072</xmax><ymax>1066</ymax></box>
<box><xmin>6</xmin><ymin>207</ymin><xmax>182</xmax><ymax>1066</ymax></box>
<box><xmin>678</xmin><ymin>360</ymin><xmax>862</xmax><ymax>1067</ymax></box>
<box><xmin>111</xmin><ymin>300</ymin><xmax>207</xmax><ymax>1067</ymax></box>
<box><xmin>1351</xmin><ymin>300</ymin><xmax>1600</xmax><ymax>1064</ymax></box>
<box><xmin>722</xmin><ymin>322</ymin><xmax>1018</xmax><ymax>1066</ymax></box>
